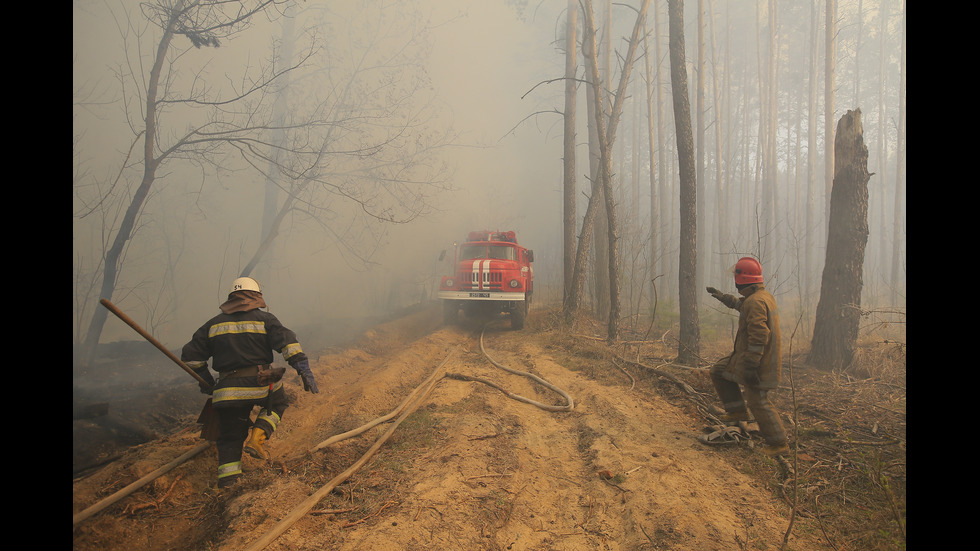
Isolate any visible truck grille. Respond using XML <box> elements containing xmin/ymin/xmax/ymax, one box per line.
<box><xmin>462</xmin><ymin>272</ymin><xmax>502</xmax><ymax>284</ymax></box>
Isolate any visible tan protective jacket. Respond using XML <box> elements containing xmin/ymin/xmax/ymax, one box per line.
<box><xmin>716</xmin><ymin>283</ymin><xmax>781</xmax><ymax>389</ymax></box>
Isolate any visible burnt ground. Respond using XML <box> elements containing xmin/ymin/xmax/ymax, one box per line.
<box><xmin>72</xmin><ymin>305</ymin><xmax>906</xmax><ymax>551</ymax></box>
<box><xmin>72</xmin><ymin>314</ymin><xmax>396</xmax><ymax>476</ymax></box>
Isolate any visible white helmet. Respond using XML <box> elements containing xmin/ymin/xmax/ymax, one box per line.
<box><xmin>230</xmin><ymin>276</ymin><xmax>261</xmax><ymax>294</ymax></box>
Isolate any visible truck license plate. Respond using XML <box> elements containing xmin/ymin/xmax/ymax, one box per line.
<box><xmin>469</xmin><ymin>292</ymin><xmax>490</xmax><ymax>298</ymax></box>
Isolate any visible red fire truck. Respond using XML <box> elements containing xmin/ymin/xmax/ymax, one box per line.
<box><xmin>438</xmin><ymin>230</ymin><xmax>534</xmax><ymax>329</ymax></box>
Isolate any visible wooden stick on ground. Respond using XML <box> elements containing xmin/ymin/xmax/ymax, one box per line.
<box><xmin>73</xmin><ymin>442</ymin><xmax>210</xmax><ymax>526</ymax></box>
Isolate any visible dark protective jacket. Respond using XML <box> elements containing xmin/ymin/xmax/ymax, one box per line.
<box><xmin>715</xmin><ymin>283</ymin><xmax>782</xmax><ymax>389</ymax></box>
<box><xmin>181</xmin><ymin>308</ymin><xmax>307</xmax><ymax>407</ymax></box>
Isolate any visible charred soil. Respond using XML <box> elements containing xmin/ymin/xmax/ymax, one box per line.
<box><xmin>72</xmin><ymin>305</ymin><xmax>906</xmax><ymax>550</ymax></box>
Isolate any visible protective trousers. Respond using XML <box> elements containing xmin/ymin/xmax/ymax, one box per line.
<box><xmin>710</xmin><ymin>355</ymin><xmax>787</xmax><ymax>447</ymax></box>
<box><xmin>214</xmin><ymin>387</ymin><xmax>287</xmax><ymax>488</ymax></box>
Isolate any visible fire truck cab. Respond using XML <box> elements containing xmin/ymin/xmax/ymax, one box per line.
<box><xmin>438</xmin><ymin>230</ymin><xmax>534</xmax><ymax>330</ymax></box>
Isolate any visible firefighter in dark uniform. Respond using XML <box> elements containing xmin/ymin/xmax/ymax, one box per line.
<box><xmin>181</xmin><ymin>277</ymin><xmax>319</xmax><ymax>488</ymax></box>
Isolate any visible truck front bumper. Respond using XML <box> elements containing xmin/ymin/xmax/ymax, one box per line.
<box><xmin>438</xmin><ymin>290</ymin><xmax>525</xmax><ymax>301</ymax></box>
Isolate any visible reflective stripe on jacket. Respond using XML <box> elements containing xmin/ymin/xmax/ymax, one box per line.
<box><xmin>212</xmin><ymin>380</ymin><xmax>285</xmax><ymax>406</ymax></box>
<box><xmin>181</xmin><ymin>309</ymin><xmax>307</xmax><ymax>373</ymax></box>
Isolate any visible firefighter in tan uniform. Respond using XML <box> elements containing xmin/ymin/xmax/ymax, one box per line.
<box><xmin>706</xmin><ymin>257</ymin><xmax>789</xmax><ymax>457</ymax></box>
<box><xmin>181</xmin><ymin>277</ymin><xmax>319</xmax><ymax>488</ymax></box>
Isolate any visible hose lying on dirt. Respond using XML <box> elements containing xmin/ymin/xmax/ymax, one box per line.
<box><xmin>72</xmin><ymin>442</ymin><xmax>211</xmax><ymax>526</ymax></box>
<box><xmin>243</xmin><ymin>348</ymin><xmax>457</xmax><ymax>551</ymax></box>
<box><xmin>308</xmin><ymin>347</ymin><xmax>457</xmax><ymax>453</ymax></box>
<box><xmin>445</xmin><ymin>323</ymin><xmax>574</xmax><ymax>412</ymax></box>
<box><xmin>247</xmin><ymin>324</ymin><xmax>573</xmax><ymax>549</ymax></box>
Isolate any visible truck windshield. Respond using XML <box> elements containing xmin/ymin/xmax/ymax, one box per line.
<box><xmin>459</xmin><ymin>245</ymin><xmax>517</xmax><ymax>261</ymax></box>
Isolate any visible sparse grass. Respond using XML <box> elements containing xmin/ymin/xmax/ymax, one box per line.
<box><xmin>386</xmin><ymin>408</ymin><xmax>442</xmax><ymax>451</ymax></box>
<box><xmin>847</xmin><ymin>337</ymin><xmax>906</xmax><ymax>382</ymax></box>
<box><xmin>476</xmin><ymin>488</ymin><xmax>514</xmax><ymax>529</ymax></box>
<box><xmin>575</xmin><ymin>421</ymin><xmax>600</xmax><ymax>467</ymax></box>
<box><xmin>367</xmin><ymin>449</ymin><xmax>413</xmax><ymax>474</ymax></box>
<box><xmin>557</xmin><ymin>310</ymin><xmax>906</xmax><ymax>551</ymax></box>
<box><xmin>314</xmin><ymin>406</ymin><xmax>449</xmax><ymax>527</ymax></box>
<box><xmin>783</xmin><ymin>341</ymin><xmax>905</xmax><ymax>551</ymax></box>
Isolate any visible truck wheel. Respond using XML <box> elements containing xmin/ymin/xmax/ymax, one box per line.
<box><xmin>511</xmin><ymin>301</ymin><xmax>526</xmax><ymax>330</ymax></box>
<box><xmin>443</xmin><ymin>301</ymin><xmax>459</xmax><ymax>325</ymax></box>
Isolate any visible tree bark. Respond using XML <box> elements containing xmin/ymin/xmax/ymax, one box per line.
<box><xmin>805</xmin><ymin>0</ymin><xmax>819</xmax><ymax>303</ymax></box>
<box><xmin>696</xmin><ymin>0</ymin><xmax>706</xmax><ymax>295</ymax></box>
<box><xmin>876</xmin><ymin>0</ymin><xmax>889</xmax><ymax>298</ymax></box>
<box><xmin>809</xmin><ymin>109</ymin><xmax>870</xmax><ymax>370</ymax></box>
<box><xmin>642</xmin><ymin>16</ymin><xmax>658</xmax><ymax>310</ymax></box>
<box><xmin>655</xmin><ymin>2</ymin><xmax>670</xmax><ymax>297</ymax></box>
<box><xmin>824</xmin><ymin>0</ymin><xmax>836</xmax><ymax>231</ymax></box>
<box><xmin>708</xmin><ymin>0</ymin><xmax>728</xmax><ymax>287</ymax></box>
<box><xmin>565</xmin><ymin>0</ymin><xmax>650</xmax><ymax>339</ymax></box>
<box><xmin>668</xmin><ymin>0</ymin><xmax>700</xmax><ymax>365</ymax></box>
<box><xmin>592</xmin><ymin>0</ymin><xmax>611</xmax><ymax>321</ymax></box>
<box><xmin>765</xmin><ymin>0</ymin><xmax>778</xmax><ymax>254</ymax></box>
<box><xmin>562</xmin><ymin>0</ymin><xmax>578</xmax><ymax>304</ymax></box>
<box><xmin>891</xmin><ymin>0</ymin><xmax>906</xmax><ymax>306</ymax></box>
<box><xmin>565</xmin><ymin>9</ymin><xmax>604</xmax><ymax>321</ymax></box>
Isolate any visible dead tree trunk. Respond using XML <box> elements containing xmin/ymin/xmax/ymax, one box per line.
<box><xmin>81</xmin><ymin>4</ymin><xmax>182</xmax><ymax>365</ymax></box>
<box><xmin>809</xmin><ymin>109</ymin><xmax>870</xmax><ymax>370</ymax></box>
<box><xmin>564</xmin><ymin>0</ymin><xmax>650</xmax><ymax>339</ymax></box>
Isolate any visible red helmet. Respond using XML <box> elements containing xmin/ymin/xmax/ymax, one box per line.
<box><xmin>733</xmin><ymin>257</ymin><xmax>763</xmax><ymax>285</ymax></box>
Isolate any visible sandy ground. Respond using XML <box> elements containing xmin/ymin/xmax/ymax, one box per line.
<box><xmin>73</xmin><ymin>306</ymin><xmax>828</xmax><ymax>550</ymax></box>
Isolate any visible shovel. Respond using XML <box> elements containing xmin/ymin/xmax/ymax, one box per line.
<box><xmin>99</xmin><ymin>299</ymin><xmax>220</xmax><ymax>441</ymax></box>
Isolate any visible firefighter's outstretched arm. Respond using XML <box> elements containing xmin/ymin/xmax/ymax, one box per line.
<box><xmin>706</xmin><ymin>287</ymin><xmax>741</xmax><ymax>309</ymax></box>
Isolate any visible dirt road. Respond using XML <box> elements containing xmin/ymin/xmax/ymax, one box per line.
<box><xmin>73</xmin><ymin>306</ymin><xmax>827</xmax><ymax>550</ymax></box>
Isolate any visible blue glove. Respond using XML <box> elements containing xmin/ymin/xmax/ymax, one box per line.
<box><xmin>293</xmin><ymin>359</ymin><xmax>319</xmax><ymax>394</ymax></box>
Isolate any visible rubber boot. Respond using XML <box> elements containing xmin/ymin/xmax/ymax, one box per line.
<box><xmin>244</xmin><ymin>427</ymin><xmax>270</xmax><ymax>460</ymax></box>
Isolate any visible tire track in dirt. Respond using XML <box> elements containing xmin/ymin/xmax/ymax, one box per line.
<box><xmin>74</xmin><ymin>307</ymin><xmax>826</xmax><ymax>551</ymax></box>
<box><xmin>268</xmin><ymin>315</ymin><xmax>822</xmax><ymax>550</ymax></box>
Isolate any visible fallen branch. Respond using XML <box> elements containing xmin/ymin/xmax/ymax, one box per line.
<box><xmin>414</xmin><ymin>505</ymin><xmax>442</xmax><ymax>520</ymax></box>
<box><xmin>73</xmin><ymin>442</ymin><xmax>210</xmax><ymax>526</ymax></box>
<box><xmin>600</xmin><ymin>477</ymin><xmax>630</xmax><ymax>493</ymax></box>
<box><xmin>125</xmin><ymin>474</ymin><xmax>184</xmax><ymax>515</ymax></box>
<box><xmin>836</xmin><ymin>438</ymin><xmax>902</xmax><ymax>447</ymax></box>
<box><xmin>467</xmin><ymin>432</ymin><xmax>506</xmax><ymax>441</ymax></box>
<box><xmin>611</xmin><ymin>359</ymin><xmax>636</xmax><ymax>390</ymax></box>
<box><xmin>465</xmin><ymin>473</ymin><xmax>513</xmax><ymax>481</ymax></box>
<box><xmin>310</xmin><ymin>507</ymin><xmax>357</xmax><ymax>516</ymax></box>
<box><xmin>614</xmin><ymin>354</ymin><xmax>698</xmax><ymax>395</ymax></box>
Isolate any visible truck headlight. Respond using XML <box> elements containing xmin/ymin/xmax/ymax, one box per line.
<box><xmin>509</xmin><ymin>279</ymin><xmax>520</xmax><ymax>288</ymax></box>
<box><xmin>444</xmin><ymin>278</ymin><xmax>454</xmax><ymax>288</ymax></box>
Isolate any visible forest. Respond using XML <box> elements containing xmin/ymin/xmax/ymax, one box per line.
<box><xmin>74</xmin><ymin>2</ymin><xmax>906</xmax><ymax>549</ymax></box>
<box><xmin>73</xmin><ymin>0</ymin><xmax>905</xmax><ymax>367</ymax></box>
